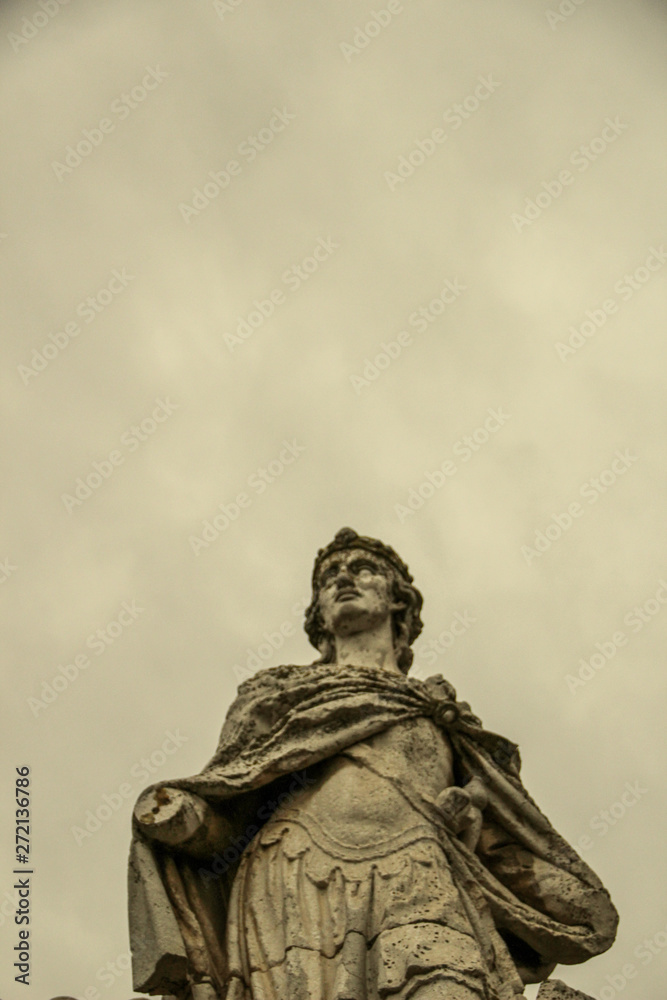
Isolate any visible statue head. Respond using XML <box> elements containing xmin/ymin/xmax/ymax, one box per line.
<box><xmin>304</xmin><ymin>528</ymin><xmax>424</xmax><ymax>673</ymax></box>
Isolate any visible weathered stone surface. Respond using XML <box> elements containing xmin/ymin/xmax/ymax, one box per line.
<box><xmin>128</xmin><ymin>528</ymin><xmax>619</xmax><ymax>1000</ymax></box>
<box><xmin>537</xmin><ymin>979</ymin><xmax>597</xmax><ymax>999</ymax></box>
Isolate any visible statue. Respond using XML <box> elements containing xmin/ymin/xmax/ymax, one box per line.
<box><xmin>128</xmin><ymin>528</ymin><xmax>618</xmax><ymax>1000</ymax></box>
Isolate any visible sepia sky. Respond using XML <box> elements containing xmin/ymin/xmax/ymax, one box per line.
<box><xmin>1</xmin><ymin>1</ymin><xmax>666</xmax><ymax>998</ymax></box>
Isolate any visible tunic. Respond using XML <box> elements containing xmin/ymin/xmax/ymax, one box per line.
<box><xmin>127</xmin><ymin>665</ymin><xmax>619</xmax><ymax>1000</ymax></box>
<box><xmin>223</xmin><ymin>717</ymin><xmax>518</xmax><ymax>999</ymax></box>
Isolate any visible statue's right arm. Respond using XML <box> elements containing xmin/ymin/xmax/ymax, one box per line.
<box><xmin>133</xmin><ymin>786</ymin><xmax>235</xmax><ymax>859</ymax></box>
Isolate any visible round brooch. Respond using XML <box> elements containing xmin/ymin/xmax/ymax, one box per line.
<box><xmin>434</xmin><ymin>700</ymin><xmax>460</xmax><ymax>727</ymax></box>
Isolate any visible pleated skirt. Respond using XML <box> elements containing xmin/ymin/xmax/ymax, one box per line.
<box><xmin>223</xmin><ymin>812</ymin><xmax>491</xmax><ymax>1000</ymax></box>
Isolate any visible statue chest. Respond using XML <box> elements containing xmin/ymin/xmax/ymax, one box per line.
<box><xmin>269</xmin><ymin>715</ymin><xmax>454</xmax><ymax>846</ymax></box>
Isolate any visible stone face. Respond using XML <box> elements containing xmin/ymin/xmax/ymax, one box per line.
<box><xmin>537</xmin><ymin>979</ymin><xmax>597</xmax><ymax>999</ymax></box>
<box><xmin>128</xmin><ymin>528</ymin><xmax>619</xmax><ymax>1000</ymax></box>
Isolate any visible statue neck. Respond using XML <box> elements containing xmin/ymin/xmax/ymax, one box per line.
<box><xmin>333</xmin><ymin>618</ymin><xmax>401</xmax><ymax>674</ymax></box>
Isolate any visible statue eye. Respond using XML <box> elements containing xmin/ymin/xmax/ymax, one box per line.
<box><xmin>351</xmin><ymin>562</ymin><xmax>376</xmax><ymax>577</ymax></box>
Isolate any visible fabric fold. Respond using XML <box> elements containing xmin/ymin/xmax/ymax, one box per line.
<box><xmin>128</xmin><ymin>663</ymin><xmax>618</xmax><ymax>999</ymax></box>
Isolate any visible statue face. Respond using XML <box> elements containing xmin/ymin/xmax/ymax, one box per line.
<box><xmin>316</xmin><ymin>548</ymin><xmax>395</xmax><ymax>638</ymax></box>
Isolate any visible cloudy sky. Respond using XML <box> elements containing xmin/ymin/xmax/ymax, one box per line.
<box><xmin>1</xmin><ymin>1</ymin><xmax>666</xmax><ymax>998</ymax></box>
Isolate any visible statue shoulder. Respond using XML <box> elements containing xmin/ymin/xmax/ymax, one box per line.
<box><xmin>234</xmin><ymin>661</ymin><xmax>330</xmax><ymax>698</ymax></box>
<box><xmin>418</xmin><ymin>672</ymin><xmax>458</xmax><ymax>701</ymax></box>
<box><xmin>218</xmin><ymin>663</ymin><xmax>325</xmax><ymax>750</ymax></box>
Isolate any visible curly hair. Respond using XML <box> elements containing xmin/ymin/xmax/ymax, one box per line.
<box><xmin>304</xmin><ymin>562</ymin><xmax>424</xmax><ymax>674</ymax></box>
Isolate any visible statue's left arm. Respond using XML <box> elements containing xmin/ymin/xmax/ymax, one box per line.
<box><xmin>451</xmin><ymin>730</ymin><xmax>619</xmax><ymax>977</ymax></box>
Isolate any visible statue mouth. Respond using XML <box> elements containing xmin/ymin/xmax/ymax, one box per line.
<box><xmin>335</xmin><ymin>588</ymin><xmax>360</xmax><ymax>602</ymax></box>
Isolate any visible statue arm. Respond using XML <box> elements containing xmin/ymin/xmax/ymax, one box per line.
<box><xmin>435</xmin><ymin>776</ymin><xmax>488</xmax><ymax>851</ymax></box>
<box><xmin>133</xmin><ymin>786</ymin><xmax>235</xmax><ymax>859</ymax></box>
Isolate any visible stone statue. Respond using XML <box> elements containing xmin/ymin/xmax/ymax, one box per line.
<box><xmin>128</xmin><ymin>528</ymin><xmax>618</xmax><ymax>1000</ymax></box>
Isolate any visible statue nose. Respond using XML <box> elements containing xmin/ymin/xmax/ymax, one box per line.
<box><xmin>334</xmin><ymin>571</ymin><xmax>358</xmax><ymax>593</ymax></box>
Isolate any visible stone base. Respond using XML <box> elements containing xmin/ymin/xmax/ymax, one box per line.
<box><xmin>537</xmin><ymin>979</ymin><xmax>596</xmax><ymax>1000</ymax></box>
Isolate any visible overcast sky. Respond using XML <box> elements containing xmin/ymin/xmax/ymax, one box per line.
<box><xmin>1</xmin><ymin>1</ymin><xmax>666</xmax><ymax>998</ymax></box>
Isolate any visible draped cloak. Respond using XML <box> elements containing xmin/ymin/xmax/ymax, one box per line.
<box><xmin>127</xmin><ymin>664</ymin><xmax>618</xmax><ymax>1000</ymax></box>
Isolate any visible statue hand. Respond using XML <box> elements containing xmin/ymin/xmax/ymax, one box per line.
<box><xmin>134</xmin><ymin>787</ymin><xmax>232</xmax><ymax>857</ymax></box>
<box><xmin>435</xmin><ymin>777</ymin><xmax>487</xmax><ymax>851</ymax></box>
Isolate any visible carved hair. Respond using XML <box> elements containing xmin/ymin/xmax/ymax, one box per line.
<box><xmin>304</xmin><ymin>561</ymin><xmax>424</xmax><ymax>674</ymax></box>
